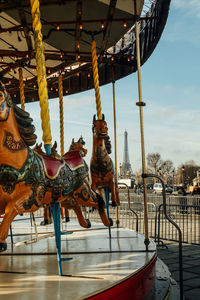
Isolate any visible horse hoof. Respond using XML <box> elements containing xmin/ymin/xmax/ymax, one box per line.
<box><xmin>109</xmin><ymin>218</ymin><xmax>113</xmax><ymax>227</ymax></box>
<box><xmin>111</xmin><ymin>201</ymin><xmax>117</xmax><ymax>207</ymax></box>
<box><xmin>0</xmin><ymin>243</ymin><xmax>7</xmax><ymax>252</ymax></box>
<box><xmin>40</xmin><ymin>219</ymin><xmax>52</xmax><ymax>226</ymax></box>
<box><xmin>65</xmin><ymin>217</ymin><xmax>70</xmax><ymax>223</ymax></box>
<box><xmin>86</xmin><ymin>219</ymin><xmax>91</xmax><ymax>228</ymax></box>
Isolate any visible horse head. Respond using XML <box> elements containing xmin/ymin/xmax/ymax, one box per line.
<box><xmin>92</xmin><ymin>114</ymin><xmax>108</xmax><ymax>138</ymax></box>
<box><xmin>69</xmin><ymin>137</ymin><xmax>87</xmax><ymax>157</ymax></box>
<box><xmin>0</xmin><ymin>82</ymin><xmax>37</xmax><ymax>146</ymax></box>
<box><xmin>0</xmin><ymin>82</ymin><xmax>11</xmax><ymax>121</ymax></box>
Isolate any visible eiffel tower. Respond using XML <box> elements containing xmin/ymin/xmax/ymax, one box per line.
<box><xmin>121</xmin><ymin>130</ymin><xmax>133</xmax><ymax>177</ymax></box>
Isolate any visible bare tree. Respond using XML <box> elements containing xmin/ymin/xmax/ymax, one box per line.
<box><xmin>146</xmin><ymin>153</ymin><xmax>161</xmax><ymax>174</ymax></box>
<box><xmin>160</xmin><ymin>160</ymin><xmax>173</xmax><ymax>184</ymax></box>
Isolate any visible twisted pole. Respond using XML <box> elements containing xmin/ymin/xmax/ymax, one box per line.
<box><xmin>19</xmin><ymin>67</ymin><xmax>25</xmax><ymax>110</ymax></box>
<box><xmin>30</xmin><ymin>0</ymin><xmax>52</xmax><ymax>155</ymax></box>
<box><xmin>91</xmin><ymin>39</ymin><xmax>102</xmax><ymax>120</ymax></box>
<box><xmin>59</xmin><ymin>75</ymin><xmax>64</xmax><ymax>156</ymax></box>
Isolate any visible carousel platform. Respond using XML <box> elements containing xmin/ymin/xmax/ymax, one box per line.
<box><xmin>0</xmin><ymin>216</ymin><xmax>177</xmax><ymax>300</ymax></box>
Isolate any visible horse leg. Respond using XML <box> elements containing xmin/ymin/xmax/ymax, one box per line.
<box><xmin>60</xmin><ymin>204</ymin><xmax>70</xmax><ymax>222</ymax></box>
<box><xmin>60</xmin><ymin>206</ymin><xmax>64</xmax><ymax>219</ymax></box>
<box><xmin>72</xmin><ymin>205</ymin><xmax>91</xmax><ymax>228</ymax></box>
<box><xmin>96</xmin><ymin>193</ymin><xmax>113</xmax><ymax>227</ymax></box>
<box><xmin>64</xmin><ymin>208</ymin><xmax>70</xmax><ymax>222</ymax></box>
<box><xmin>109</xmin><ymin>180</ymin><xmax>117</xmax><ymax>207</ymax></box>
<box><xmin>115</xmin><ymin>183</ymin><xmax>120</xmax><ymax>206</ymax></box>
<box><xmin>0</xmin><ymin>204</ymin><xmax>18</xmax><ymax>251</ymax></box>
<box><xmin>40</xmin><ymin>206</ymin><xmax>52</xmax><ymax>225</ymax></box>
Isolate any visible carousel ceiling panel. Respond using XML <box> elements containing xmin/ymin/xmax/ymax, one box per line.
<box><xmin>0</xmin><ymin>0</ymin><xmax>171</xmax><ymax>103</ymax></box>
<box><xmin>98</xmin><ymin>0</ymin><xmax>144</xmax><ymax>15</ymax></box>
<box><xmin>4</xmin><ymin>1</ymin><xmax>138</xmax><ymax>53</ymax></box>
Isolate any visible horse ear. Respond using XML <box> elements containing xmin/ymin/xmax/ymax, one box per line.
<box><xmin>102</xmin><ymin>114</ymin><xmax>105</xmax><ymax>121</ymax></box>
<box><xmin>93</xmin><ymin>114</ymin><xmax>96</xmax><ymax>123</ymax></box>
<box><xmin>72</xmin><ymin>138</ymin><xmax>74</xmax><ymax>144</ymax></box>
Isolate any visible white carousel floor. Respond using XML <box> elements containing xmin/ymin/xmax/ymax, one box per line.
<box><xmin>0</xmin><ymin>216</ymin><xmax>156</xmax><ymax>300</ymax></box>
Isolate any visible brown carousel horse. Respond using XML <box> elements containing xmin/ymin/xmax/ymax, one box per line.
<box><xmin>90</xmin><ymin>114</ymin><xmax>120</xmax><ymax>207</ymax></box>
<box><xmin>0</xmin><ymin>84</ymin><xmax>112</xmax><ymax>252</ymax></box>
<box><xmin>61</xmin><ymin>137</ymin><xmax>88</xmax><ymax>222</ymax></box>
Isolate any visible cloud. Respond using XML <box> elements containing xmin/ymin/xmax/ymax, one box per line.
<box><xmin>172</xmin><ymin>0</ymin><xmax>200</xmax><ymax>18</ymax></box>
<box><xmin>49</xmin><ymin>94</ymin><xmax>94</xmax><ymax>111</ymax></box>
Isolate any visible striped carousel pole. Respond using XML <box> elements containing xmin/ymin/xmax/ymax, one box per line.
<box><xmin>134</xmin><ymin>0</ymin><xmax>149</xmax><ymax>250</ymax></box>
<box><xmin>30</xmin><ymin>0</ymin><xmax>52</xmax><ymax>155</ymax></box>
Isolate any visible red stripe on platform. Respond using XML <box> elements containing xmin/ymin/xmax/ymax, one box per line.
<box><xmin>86</xmin><ymin>254</ymin><xmax>157</xmax><ymax>300</ymax></box>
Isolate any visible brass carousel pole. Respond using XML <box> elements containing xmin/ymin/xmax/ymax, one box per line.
<box><xmin>134</xmin><ymin>0</ymin><xmax>150</xmax><ymax>250</ymax></box>
<box><xmin>91</xmin><ymin>39</ymin><xmax>102</xmax><ymax>120</ymax></box>
<box><xmin>58</xmin><ymin>74</ymin><xmax>64</xmax><ymax>156</ymax></box>
<box><xmin>30</xmin><ymin>0</ymin><xmax>52</xmax><ymax>155</ymax></box>
<box><xmin>112</xmin><ymin>66</ymin><xmax>120</xmax><ymax>227</ymax></box>
<box><xmin>18</xmin><ymin>68</ymin><xmax>25</xmax><ymax>110</ymax></box>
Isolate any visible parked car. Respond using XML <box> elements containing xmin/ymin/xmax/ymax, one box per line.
<box><xmin>165</xmin><ymin>185</ymin><xmax>173</xmax><ymax>194</ymax></box>
<box><xmin>153</xmin><ymin>183</ymin><xmax>173</xmax><ymax>194</ymax></box>
<box><xmin>153</xmin><ymin>183</ymin><xmax>162</xmax><ymax>194</ymax></box>
<box><xmin>146</xmin><ymin>183</ymin><xmax>153</xmax><ymax>190</ymax></box>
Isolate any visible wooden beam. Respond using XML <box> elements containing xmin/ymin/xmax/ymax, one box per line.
<box><xmin>17</xmin><ymin>7</ymin><xmax>33</xmax><ymax>52</ymax></box>
<box><xmin>100</xmin><ymin>0</ymin><xmax>117</xmax><ymax>59</ymax></box>
<box><xmin>74</xmin><ymin>1</ymin><xmax>82</xmax><ymax>61</ymax></box>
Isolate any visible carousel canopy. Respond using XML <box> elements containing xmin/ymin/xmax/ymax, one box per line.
<box><xmin>0</xmin><ymin>0</ymin><xmax>170</xmax><ymax>103</ymax></box>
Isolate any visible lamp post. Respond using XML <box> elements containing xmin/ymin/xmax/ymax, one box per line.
<box><xmin>119</xmin><ymin>163</ymin><xmax>122</xmax><ymax>179</ymax></box>
<box><xmin>182</xmin><ymin>165</ymin><xmax>185</xmax><ymax>187</ymax></box>
<box><xmin>172</xmin><ymin>169</ymin><xmax>175</xmax><ymax>193</ymax></box>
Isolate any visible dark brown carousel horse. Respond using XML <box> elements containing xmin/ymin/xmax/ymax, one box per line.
<box><xmin>61</xmin><ymin>137</ymin><xmax>88</xmax><ymax>222</ymax></box>
<box><xmin>0</xmin><ymin>84</ymin><xmax>112</xmax><ymax>252</ymax></box>
<box><xmin>90</xmin><ymin>114</ymin><xmax>120</xmax><ymax>207</ymax></box>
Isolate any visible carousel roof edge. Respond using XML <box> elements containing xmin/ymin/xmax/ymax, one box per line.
<box><xmin>0</xmin><ymin>0</ymin><xmax>171</xmax><ymax>103</ymax></box>
<box><xmin>56</xmin><ymin>0</ymin><xmax>171</xmax><ymax>100</ymax></box>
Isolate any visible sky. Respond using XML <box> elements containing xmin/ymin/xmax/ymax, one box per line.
<box><xmin>24</xmin><ymin>0</ymin><xmax>200</xmax><ymax>174</ymax></box>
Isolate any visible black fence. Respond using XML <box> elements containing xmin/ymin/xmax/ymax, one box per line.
<box><xmin>5</xmin><ymin>193</ymin><xmax>200</xmax><ymax>246</ymax></box>
<box><xmin>73</xmin><ymin>193</ymin><xmax>200</xmax><ymax>245</ymax></box>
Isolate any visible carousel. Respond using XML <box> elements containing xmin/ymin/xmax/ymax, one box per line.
<box><xmin>0</xmin><ymin>1</ymin><xmax>175</xmax><ymax>299</ymax></box>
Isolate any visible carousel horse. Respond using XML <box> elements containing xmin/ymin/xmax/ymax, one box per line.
<box><xmin>69</xmin><ymin>137</ymin><xmax>87</xmax><ymax>157</ymax></box>
<box><xmin>61</xmin><ymin>137</ymin><xmax>88</xmax><ymax>222</ymax></box>
<box><xmin>90</xmin><ymin>114</ymin><xmax>120</xmax><ymax>207</ymax></box>
<box><xmin>40</xmin><ymin>137</ymin><xmax>88</xmax><ymax>224</ymax></box>
<box><xmin>0</xmin><ymin>84</ymin><xmax>112</xmax><ymax>252</ymax></box>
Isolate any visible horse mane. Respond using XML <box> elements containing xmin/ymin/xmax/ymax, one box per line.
<box><xmin>104</xmin><ymin>135</ymin><xmax>112</xmax><ymax>154</ymax></box>
<box><xmin>10</xmin><ymin>97</ymin><xmax>37</xmax><ymax>146</ymax></box>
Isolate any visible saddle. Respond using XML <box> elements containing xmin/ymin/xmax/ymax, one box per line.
<box><xmin>38</xmin><ymin>150</ymin><xmax>84</xmax><ymax>180</ymax></box>
<box><xmin>40</xmin><ymin>155</ymin><xmax>65</xmax><ymax>180</ymax></box>
<box><xmin>63</xmin><ymin>150</ymin><xmax>84</xmax><ymax>170</ymax></box>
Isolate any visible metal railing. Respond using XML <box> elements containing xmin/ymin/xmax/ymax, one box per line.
<box><xmin>69</xmin><ymin>193</ymin><xmax>200</xmax><ymax>245</ymax></box>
